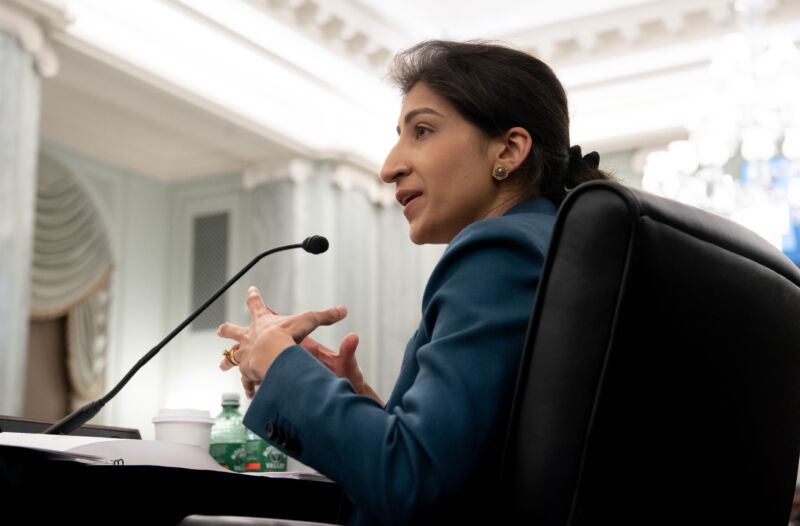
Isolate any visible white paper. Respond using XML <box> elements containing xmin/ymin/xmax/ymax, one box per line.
<box><xmin>0</xmin><ymin>432</ymin><xmax>223</xmax><ymax>470</ymax></box>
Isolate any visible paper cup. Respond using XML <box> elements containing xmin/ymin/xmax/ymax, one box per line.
<box><xmin>152</xmin><ymin>409</ymin><xmax>215</xmax><ymax>449</ymax></box>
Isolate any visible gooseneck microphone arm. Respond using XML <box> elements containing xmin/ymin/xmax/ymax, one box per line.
<box><xmin>44</xmin><ymin>236</ymin><xmax>330</xmax><ymax>435</ymax></box>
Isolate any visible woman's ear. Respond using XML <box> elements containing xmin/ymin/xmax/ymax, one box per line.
<box><xmin>494</xmin><ymin>127</ymin><xmax>533</xmax><ymax>173</ymax></box>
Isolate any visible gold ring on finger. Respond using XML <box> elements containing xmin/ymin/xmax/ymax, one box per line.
<box><xmin>223</xmin><ymin>344</ymin><xmax>241</xmax><ymax>366</ymax></box>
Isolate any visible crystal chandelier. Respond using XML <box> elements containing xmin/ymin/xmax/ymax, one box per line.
<box><xmin>642</xmin><ymin>0</ymin><xmax>800</xmax><ymax>262</ymax></box>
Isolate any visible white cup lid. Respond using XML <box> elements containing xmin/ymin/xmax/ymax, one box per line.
<box><xmin>152</xmin><ymin>408</ymin><xmax>215</xmax><ymax>424</ymax></box>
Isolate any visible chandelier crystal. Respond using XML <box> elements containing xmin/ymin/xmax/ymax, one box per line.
<box><xmin>642</xmin><ymin>0</ymin><xmax>800</xmax><ymax>262</ymax></box>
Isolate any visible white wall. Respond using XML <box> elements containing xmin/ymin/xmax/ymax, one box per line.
<box><xmin>162</xmin><ymin>172</ymin><xmax>251</xmax><ymax>424</ymax></box>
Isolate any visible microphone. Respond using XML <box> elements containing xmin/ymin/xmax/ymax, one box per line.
<box><xmin>44</xmin><ymin>236</ymin><xmax>329</xmax><ymax>435</ymax></box>
<box><xmin>302</xmin><ymin>235</ymin><xmax>328</xmax><ymax>254</ymax></box>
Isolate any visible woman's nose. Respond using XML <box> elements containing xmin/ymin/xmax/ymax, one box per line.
<box><xmin>380</xmin><ymin>144</ymin><xmax>409</xmax><ymax>184</ymax></box>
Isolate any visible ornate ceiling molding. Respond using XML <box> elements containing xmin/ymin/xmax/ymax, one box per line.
<box><xmin>243</xmin><ymin>0</ymin><xmax>408</xmax><ymax>72</ymax></box>
<box><xmin>0</xmin><ymin>0</ymin><xmax>71</xmax><ymax>77</ymax></box>
<box><xmin>497</xmin><ymin>0</ymin><xmax>800</xmax><ymax>152</ymax></box>
<box><xmin>52</xmin><ymin>0</ymin><xmax>397</xmax><ymax>171</ymax></box>
<box><xmin>507</xmin><ymin>0</ymin><xmax>800</xmax><ymax>69</ymax></box>
<box><xmin>234</xmin><ymin>0</ymin><xmax>800</xmax><ymax>79</ymax></box>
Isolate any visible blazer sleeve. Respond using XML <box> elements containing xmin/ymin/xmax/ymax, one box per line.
<box><xmin>243</xmin><ymin>217</ymin><xmax>547</xmax><ymax>525</ymax></box>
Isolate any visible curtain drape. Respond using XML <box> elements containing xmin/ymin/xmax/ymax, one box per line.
<box><xmin>29</xmin><ymin>153</ymin><xmax>113</xmax><ymax>409</ymax></box>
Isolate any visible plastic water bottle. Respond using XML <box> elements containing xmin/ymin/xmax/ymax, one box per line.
<box><xmin>245</xmin><ymin>429</ymin><xmax>287</xmax><ymax>472</ymax></box>
<box><xmin>209</xmin><ymin>393</ymin><xmax>247</xmax><ymax>472</ymax></box>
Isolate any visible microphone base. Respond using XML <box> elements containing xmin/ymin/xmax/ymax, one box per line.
<box><xmin>0</xmin><ymin>415</ymin><xmax>141</xmax><ymax>439</ymax></box>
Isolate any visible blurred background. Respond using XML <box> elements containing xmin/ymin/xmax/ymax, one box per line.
<box><xmin>2</xmin><ymin>0</ymin><xmax>800</xmax><ymax>440</ymax></box>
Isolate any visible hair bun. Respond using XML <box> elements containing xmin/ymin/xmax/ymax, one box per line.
<box><xmin>568</xmin><ymin>145</ymin><xmax>584</xmax><ymax>167</ymax></box>
<box><xmin>568</xmin><ymin>145</ymin><xmax>600</xmax><ymax>172</ymax></box>
<box><xmin>584</xmin><ymin>151</ymin><xmax>600</xmax><ymax>169</ymax></box>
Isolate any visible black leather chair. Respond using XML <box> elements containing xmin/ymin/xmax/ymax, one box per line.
<box><xmin>180</xmin><ymin>181</ymin><xmax>800</xmax><ymax>525</ymax></box>
<box><xmin>500</xmin><ymin>180</ymin><xmax>800</xmax><ymax>525</ymax></box>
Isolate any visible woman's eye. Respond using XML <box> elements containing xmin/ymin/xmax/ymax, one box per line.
<box><xmin>414</xmin><ymin>126</ymin><xmax>431</xmax><ymax>139</ymax></box>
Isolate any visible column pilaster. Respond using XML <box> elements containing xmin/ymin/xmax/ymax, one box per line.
<box><xmin>0</xmin><ymin>0</ymin><xmax>63</xmax><ymax>415</ymax></box>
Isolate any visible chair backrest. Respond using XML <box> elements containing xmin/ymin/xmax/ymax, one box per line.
<box><xmin>500</xmin><ymin>181</ymin><xmax>800</xmax><ymax>525</ymax></box>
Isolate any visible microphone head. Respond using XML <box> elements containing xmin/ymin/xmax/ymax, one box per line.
<box><xmin>302</xmin><ymin>236</ymin><xmax>329</xmax><ymax>254</ymax></box>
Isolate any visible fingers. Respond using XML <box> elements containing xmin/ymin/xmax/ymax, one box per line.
<box><xmin>310</xmin><ymin>305</ymin><xmax>348</xmax><ymax>327</ymax></box>
<box><xmin>242</xmin><ymin>375</ymin><xmax>261</xmax><ymax>399</ymax></box>
<box><xmin>301</xmin><ymin>336</ymin><xmax>336</xmax><ymax>357</ymax></box>
<box><xmin>218</xmin><ymin>322</ymin><xmax>245</xmax><ymax>340</ymax></box>
<box><xmin>304</xmin><ymin>333</ymin><xmax>357</xmax><ymax>361</ymax></box>
<box><xmin>219</xmin><ymin>340</ymin><xmax>241</xmax><ymax>372</ymax></box>
<box><xmin>301</xmin><ymin>337</ymin><xmax>321</xmax><ymax>359</ymax></box>
<box><xmin>288</xmin><ymin>305</ymin><xmax>348</xmax><ymax>342</ymax></box>
<box><xmin>219</xmin><ymin>356</ymin><xmax>235</xmax><ymax>372</ymax></box>
<box><xmin>246</xmin><ymin>286</ymin><xmax>269</xmax><ymax>318</ymax></box>
<box><xmin>338</xmin><ymin>332</ymin><xmax>359</xmax><ymax>358</ymax></box>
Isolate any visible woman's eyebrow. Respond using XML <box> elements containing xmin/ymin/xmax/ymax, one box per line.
<box><xmin>396</xmin><ymin>107</ymin><xmax>444</xmax><ymax>135</ymax></box>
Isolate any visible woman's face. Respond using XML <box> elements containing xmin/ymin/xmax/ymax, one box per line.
<box><xmin>380</xmin><ymin>83</ymin><xmax>508</xmax><ymax>244</ymax></box>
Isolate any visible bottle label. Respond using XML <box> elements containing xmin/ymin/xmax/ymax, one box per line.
<box><xmin>262</xmin><ymin>444</ymin><xmax>287</xmax><ymax>472</ymax></box>
<box><xmin>244</xmin><ymin>439</ymin><xmax>287</xmax><ymax>472</ymax></box>
<box><xmin>245</xmin><ymin>438</ymin><xmax>267</xmax><ymax>472</ymax></box>
<box><xmin>210</xmin><ymin>442</ymin><xmax>247</xmax><ymax>472</ymax></box>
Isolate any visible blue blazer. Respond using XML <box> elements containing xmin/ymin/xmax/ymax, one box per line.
<box><xmin>244</xmin><ymin>198</ymin><xmax>556</xmax><ymax>525</ymax></box>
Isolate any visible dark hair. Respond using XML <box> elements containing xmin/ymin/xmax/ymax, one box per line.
<box><xmin>388</xmin><ymin>40</ymin><xmax>612</xmax><ymax>205</ymax></box>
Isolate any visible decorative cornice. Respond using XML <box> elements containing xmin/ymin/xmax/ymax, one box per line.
<box><xmin>243</xmin><ymin>0</ymin><xmax>407</xmax><ymax>72</ymax></box>
<box><xmin>234</xmin><ymin>0</ymin><xmax>800</xmax><ymax>89</ymax></box>
<box><xmin>238</xmin><ymin>0</ymin><xmax>800</xmax><ymax>76</ymax></box>
<box><xmin>0</xmin><ymin>0</ymin><xmax>70</xmax><ymax>77</ymax></box>
<box><xmin>507</xmin><ymin>0</ymin><xmax>800</xmax><ymax>68</ymax></box>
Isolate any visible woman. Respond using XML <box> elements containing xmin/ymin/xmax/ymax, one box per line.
<box><xmin>218</xmin><ymin>40</ymin><xmax>610</xmax><ymax>524</ymax></box>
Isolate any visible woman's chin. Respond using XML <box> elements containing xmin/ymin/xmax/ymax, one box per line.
<box><xmin>409</xmin><ymin>229</ymin><xmax>426</xmax><ymax>245</ymax></box>
<box><xmin>409</xmin><ymin>225</ymin><xmax>450</xmax><ymax>245</ymax></box>
<box><xmin>408</xmin><ymin>222</ymin><xmax>429</xmax><ymax>245</ymax></box>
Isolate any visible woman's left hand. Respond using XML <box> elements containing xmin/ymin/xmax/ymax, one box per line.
<box><xmin>217</xmin><ymin>286</ymin><xmax>348</xmax><ymax>389</ymax></box>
